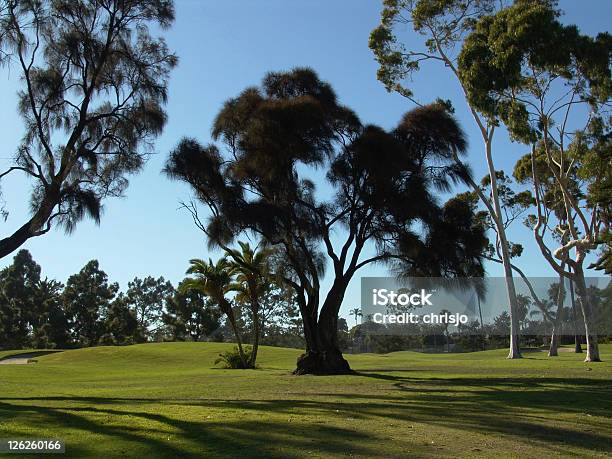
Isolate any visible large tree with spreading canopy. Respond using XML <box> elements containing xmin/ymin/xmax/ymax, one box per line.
<box><xmin>165</xmin><ymin>68</ymin><xmax>487</xmax><ymax>374</ymax></box>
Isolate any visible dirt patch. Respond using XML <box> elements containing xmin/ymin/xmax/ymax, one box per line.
<box><xmin>0</xmin><ymin>351</ymin><xmax>62</xmax><ymax>365</ymax></box>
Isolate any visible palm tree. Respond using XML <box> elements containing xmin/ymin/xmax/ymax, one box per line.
<box><xmin>181</xmin><ymin>258</ymin><xmax>249</xmax><ymax>368</ymax></box>
<box><xmin>225</xmin><ymin>241</ymin><xmax>272</xmax><ymax>367</ymax></box>
<box><xmin>529</xmin><ymin>300</ymin><xmax>555</xmax><ymax>342</ymax></box>
<box><xmin>349</xmin><ymin>308</ymin><xmax>362</xmax><ymax>327</ymax></box>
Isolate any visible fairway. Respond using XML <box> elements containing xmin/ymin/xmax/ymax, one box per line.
<box><xmin>0</xmin><ymin>343</ymin><xmax>610</xmax><ymax>458</ymax></box>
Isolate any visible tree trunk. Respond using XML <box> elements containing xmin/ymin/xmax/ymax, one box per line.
<box><xmin>220</xmin><ymin>298</ymin><xmax>250</xmax><ymax>368</ymax></box>
<box><xmin>249</xmin><ymin>293</ymin><xmax>260</xmax><ymax>367</ymax></box>
<box><xmin>0</xmin><ymin>184</ymin><xmax>61</xmax><ymax>259</ymax></box>
<box><xmin>568</xmin><ymin>275</ymin><xmax>583</xmax><ymax>353</ymax></box>
<box><xmin>294</xmin><ymin>279</ymin><xmax>352</xmax><ymax>375</ymax></box>
<box><xmin>294</xmin><ymin>323</ymin><xmax>352</xmax><ymax>375</ymax></box>
<box><xmin>574</xmin><ymin>337</ymin><xmax>583</xmax><ymax>353</ymax></box>
<box><xmin>574</xmin><ymin>270</ymin><xmax>601</xmax><ymax>362</ymax></box>
<box><xmin>477</xmin><ymin>295</ymin><xmax>486</xmax><ymax>351</ymax></box>
<box><xmin>482</xmin><ymin>139</ymin><xmax>521</xmax><ymax>359</ymax></box>
<box><xmin>548</xmin><ymin>332</ymin><xmax>559</xmax><ymax>357</ymax></box>
<box><xmin>548</xmin><ymin>274</ymin><xmax>565</xmax><ymax>357</ymax></box>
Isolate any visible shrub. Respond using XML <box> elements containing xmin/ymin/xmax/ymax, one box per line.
<box><xmin>214</xmin><ymin>346</ymin><xmax>254</xmax><ymax>369</ymax></box>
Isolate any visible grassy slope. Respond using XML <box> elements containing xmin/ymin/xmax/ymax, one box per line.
<box><xmin>0</xmin><ymin>343</ymin><xmax>610</xmax><ymax>458</ymax></box>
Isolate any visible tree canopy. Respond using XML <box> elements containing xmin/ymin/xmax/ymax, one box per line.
<box><xmin>165</xmin><ymin>68</ymin><xmax>487</xmax><ymax>374</ymax></box>
<box><xmin>0</xmin><ymin>0</ymin><xmax>177</xmax><ymax>258</ymax></box>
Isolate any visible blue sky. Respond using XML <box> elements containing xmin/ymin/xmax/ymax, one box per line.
<box><xmin>0</xmin><ymin>0</ymin><xmax>610</xmax><ymax>321</ymax></box>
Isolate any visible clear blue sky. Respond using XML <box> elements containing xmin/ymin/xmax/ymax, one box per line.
<box><xmin>0</xmin><ymin>1</ymin><xmax>610</xmax><ymax>321</ymax></box>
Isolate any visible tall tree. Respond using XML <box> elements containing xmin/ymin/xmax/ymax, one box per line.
<box><xmin>165</xmin><ymin>68</ymin><xmax>486</xmax><ymax>374</ymax></box>
<box><xmin>369</xmin><ymin>0</ymin><xmax>525</xmax><ymax>358</ymax></box>
<box><xmin>100</xmin><ymin>293</ymin><xmax>140</xmax><ymax>345</ymax></box>
<box><xmin>63</xmin><ymin>259</ymin><xmax>117</xmax><ymax>347</ymax></box>
<box><xmin>31</xmin><ymin>277</ymin><xmax>70</xmax><ymax>349</ymax></box>
<box><xmin>0</xmin><ymin>249</ymin><xmax>41</xmax><ymax>348</ymax></box>
<box><xmin>0</xmin><ymin>0</ymin><xmax>177</xmax><ymax>258</ymax></box>
<box><xmin>125</xmin><ymin>276</ymin><xmax>174</xmax><ymax>341</ymax></box>
<box><xmin>458</xmin><ymin>0</ymin><xmax>611</xmax><ymax>361</ymax></box>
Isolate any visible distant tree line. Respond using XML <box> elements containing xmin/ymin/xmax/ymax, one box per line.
<box><xmin>0</xmin><ymin>249</ymin><xmax>303</xmax><ymax>351</ymax></box>
<box><xmin>347</xmin><ymin>283</ymin><xmax>611</xmax><ymax>355</ymax></box>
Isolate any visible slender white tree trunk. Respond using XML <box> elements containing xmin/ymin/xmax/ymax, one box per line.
<box><xmin>483</xmin><ymin>140</ymin><xmax>521</xmax><ymax>359</ymax></box>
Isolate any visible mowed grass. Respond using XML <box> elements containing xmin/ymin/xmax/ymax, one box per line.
<box><xmin>0</xmin><ymin>343</ymin><xmax>610</xmax><ymax>458</ymax></box>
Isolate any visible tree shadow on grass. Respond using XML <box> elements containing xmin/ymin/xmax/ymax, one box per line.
<box><xmin>0</xmin><ymin>400</ymin><xmax>407</xmax><ymax>458</ymax></box>
<box><xmin>1</xmin><ymin>374</ymin><xmax>611</xmax><ymax>457</ymax></box>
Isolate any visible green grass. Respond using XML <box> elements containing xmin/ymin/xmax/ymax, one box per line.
<box><xmin>0</xmin><ymin>343</ymin><xmax>610</xmax><ymax>458</ymax></box>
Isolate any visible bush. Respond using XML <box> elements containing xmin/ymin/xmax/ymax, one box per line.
<box><xmin>214</xmin><ymin>346</ymin><xmax>254</xmax><ymax>369</ymax></box>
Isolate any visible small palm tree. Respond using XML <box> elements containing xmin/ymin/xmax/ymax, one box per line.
<box><xmin>181</xmin><ymin>258</ymin><xmax>249</xmax><ymax>368</ymax></box>
<box><xmin>225</xmin><ymin>241</ymin><xmax>272</xmax><ymax>367</ymax></box>
<box><xmin>349</xmin><ymin>308</ymin><xmax>362</xmax><ymax>327</ymax></box>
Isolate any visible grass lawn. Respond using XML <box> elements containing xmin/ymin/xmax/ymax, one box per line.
<box><xmin>0</xmin><ymin>343</ymin><xmax>610</xmax><ymax>458</ymax></box>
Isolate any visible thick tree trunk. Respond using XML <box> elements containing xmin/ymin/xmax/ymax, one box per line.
<box><xmin>294</xmin><ymin>278</ymin><xmax>352</xmax><ymax>375</ymax></box>
<box><xmin>574</xmin><ymin>271</ymin><xmax>601</xmax><ymax>362</ymax></box>
<box><xmin>294</xmin><ymin>325</ymin><xmax>352</xmax><ymax>375</ymax></box>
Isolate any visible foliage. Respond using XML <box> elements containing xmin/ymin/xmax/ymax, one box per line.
<box><xmin>214</xmin><ymin>345</ymin><xmax>254</xmax><ymax>369</ymax></box>
<box><xmin>0</xmin><ymin>0</ymin><xmax>177</xmax><ymax>258</ymax></box>
<box><xmin>369</xmin><ymin>0</ymin><xmax>529</xmax><ymax>359</ymax></box>
<box><xmin>0</xmin><ymin>249</ymin><xmax>43</xmax><ymax>348</ymax></box>
<box><xmin>126</xmin><ymin>276</ymin><xmax>174</xmax><ymax>341</ymax></box>
<box><xmin>62</xmin><ymin>260</ymin><xmax>118</xmax><ymax>347</ymax></box>
<box><xmin>181</xmin><ymin>257</ymin><xmax>250</xmax><ymax>367</ymax></box>
<box><xmin>163</xmin><ymin>282</ymin><xmax>222</xmax><ymax>342</ymax></box>
<box><xmin>369</xmin><ymin>0</ymin><xmax>497</xmax><ymax>104</ymax></box>
<box><xmin>99</xmin><ymin>294</ymin><xmax>141</xmax><ymax>346</ymax></box>
<box><xmin>457</xmin><ymin>0</ymin><xmax>611</xmax><ymax>361</ymax></box>
<box><xmin>165</xmin><ymin>68</ymin><xmax>487</xmax><ymax>373</ymax></box>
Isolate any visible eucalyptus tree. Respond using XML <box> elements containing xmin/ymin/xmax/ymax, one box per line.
<box><xmin>165</xmin><ymin>68</ymin><xmax>486</xmax><ymax>374</ymax></box>
<box><xmin>369</xmin><ymin>0</ymin><xmax>525</xmax><ymax>358</ymax></box>
<box><xmin>0</xmin><ymin>0</ymin><xmax>177</xmax><ymax>258</ymax></box>
<box><xmin>458</xmin><ymin>0</ymin><xmax>611</xmax><ymax>361</ymax></box>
